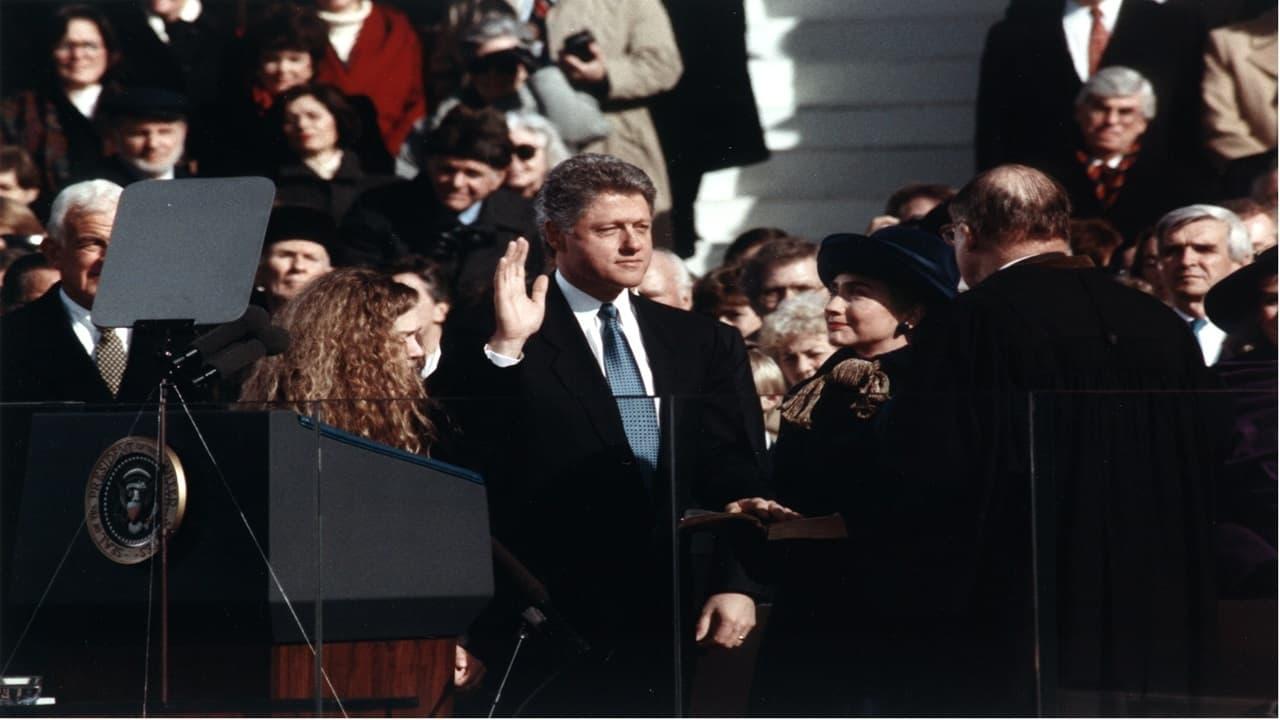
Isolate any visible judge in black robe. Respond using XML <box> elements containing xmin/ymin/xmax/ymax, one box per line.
<box><xmin>872</xmin><ymin>166</ymin><xmax>1219</xmax><ymax>715</ymax></box>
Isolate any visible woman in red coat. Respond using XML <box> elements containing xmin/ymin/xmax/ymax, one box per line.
<box><xmin>313</xmin><ymin>0</ymin><xmax>426</xmax><ymax>157</ymax></box>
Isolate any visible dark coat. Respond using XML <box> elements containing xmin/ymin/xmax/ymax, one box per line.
<box><xmin>431</xmin><ymin>281</ymin><xmax>766</xmax><ymax>712</ymax></box>
<box><xmin>105</xmin><ymin>2</ymin><xmax>234</xmax><ymax>109</ymax></box>
<box><xmin>0</xmin><ymin>86</ymin><xmax>115</xmax><ymax>197</ymax></box>
<box><xmin>0</xmin><ymin>284</ymin><xmax>171</xmax><ymax>405</ymax></box>
<box><xmin>651</xmin><ymin>0</ymin><xmax>769</xmax><ymax>176</ymax></box>
<box><xmin>271</xmin><ymin>151</ymin><xmax>394</xmax><ymax>226</ymax></box>
<box><xmin>976</xmin><ymin>0</ymin><xmax>1207</xmax><ymax>173</ymax></box>
<box><xmin>1043</xmin><ymin>145</ymin><xmax>1211</xmax><ymax>241</ymax></box>
<box><xmin>750</xmin><ymin>345</ymin><xmax>913</xmax><ymax>717</ymax></box>
<box><xmin>341</xmin><ymin>181</ymin><xmax>540</xmax><ymax>311</ymax></box>
<box><xmin>874</xmin><ymin>254</ymin><xmax>1219</xmax><ymax>714</ymax></box>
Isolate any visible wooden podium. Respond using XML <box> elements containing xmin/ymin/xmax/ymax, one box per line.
<box><xmin>3</xmin><ymin>410</ymin><xmax>492</xmax><ymax>716</ymax></box>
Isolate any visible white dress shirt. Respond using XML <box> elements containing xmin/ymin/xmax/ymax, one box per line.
<box><xmin>485</xmin><ymin>270</ymin><xmax>660</xmax><ymax>415</ymax></box>
<box><xmin>1063</xmin><ymin>0</ymin><xmax>1123</xmax><ymax>81</ymax></box>
<box><xmin>60</xmin><ymin>288</ymin><xmax>131</xmax><ymax>359</ymax></box>
<box><xmin>420</xmin><ymin>345</ymin><xmax>442</xmax><ymax>380</ymax></box>
<box><xmin>1172</xmin><ymin>307</ymin><xmax>1227</xmax><ymax>365</ymax></box>
<box><xmin>65</xmin><ymin>84</ymin><xmax>103</xmax><ymax>120</ymax></box>
<box><xmin>147</xmin><ymin>0</ymin><xmax>203</xmax><ymax>44</ymax></box>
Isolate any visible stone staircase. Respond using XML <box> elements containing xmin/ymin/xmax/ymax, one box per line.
<box><xmin>688</xmin><ymin>0</ymin><xmax>1007</xmax><ymax>271</ymax></box>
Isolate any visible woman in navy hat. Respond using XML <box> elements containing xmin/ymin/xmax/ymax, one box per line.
<box><xmin>748</xmin><ymin>223</ymin><xmax>959</xmax><ymax>716</ymax></box>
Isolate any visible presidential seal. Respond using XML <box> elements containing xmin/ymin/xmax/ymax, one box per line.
<box><xmin>85</xmin><ymin>436</ymin><xmax>187</xmax><ymax>565</ymax></box>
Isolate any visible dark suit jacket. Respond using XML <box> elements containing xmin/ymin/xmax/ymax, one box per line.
<box><xmin>0</xmin><ymin>285</ymin><xmax>179</xmax><ymax>651</ymax></box>
<box><xmin>1043</xmin><ymin>146</ymin><xmax>1211</xmax><ymax>241</ymax></box>
<box><xmin>874</xmin><ymin>254</ymin><xmax>1219</xmax><ymax>714</ymax></box>
<box><xmin>342</xmin><ymin>182</ymin><xmax>541</xmax><ymax>311</ymax></box>
<box><xmin>432</xmin><ymin>281</ymin><xmax>766</xmax><ymax>655</ymax></box>
<box><xmin>0</xmin><ymin>284</ymin><xmax>170</xmax><ymax>404</ymax></box>
<box><xmin>976</xmin><ymin>0</ymin><xmax>1207</xmax><ymax>173</ymax></box>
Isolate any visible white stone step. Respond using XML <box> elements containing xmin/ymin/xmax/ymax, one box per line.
<box><xmin>699</xmin><ymin>147</ymin><xmax>972</xmax><ymax>203</ymax></box>
<box><xmin>750</xmin><ymin>58</ymin><xmax>981</xmax><ymax>109</ymax></box>
<box><xmin>762</xmin><ymin>105</ymin><xmax>975</xmax><ymax>150</ymax></box>
<box><xmin>748</xmin><ymin>16</ymin><xmax>994</xmax><ymax>63</ymax></box>
<box><xmin>751</xmin><ymin>0</ymin><xmax>1006</xmax><ymax>21</ymax></box>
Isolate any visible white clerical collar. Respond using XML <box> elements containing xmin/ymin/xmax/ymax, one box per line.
<box><xmin>998</xmin><ymin>253</ymin><xmax>1043</xmax><ymax>272</ymax></box>
<box><xmin>555</xmin><ymin>269</ymin><xmax>633</xmax><ymax>315</ymax></box>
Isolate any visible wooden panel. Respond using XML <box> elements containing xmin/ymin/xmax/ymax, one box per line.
<box><xmin>272</xmin><ymin>639</ymin><xmax>455</xmax><ymax>717</ymax></box>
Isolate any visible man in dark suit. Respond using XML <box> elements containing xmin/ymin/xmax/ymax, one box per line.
<box><xmin>433</xmin><ymin>153</ymin><xmax>765</xmax><ymax>715</ymax></box>
<box><xmin>976</xmin><ymin>0</ymin><xmax>1206</xmax><ymax>174</ymax></box>
<box><xmin>1</xmin><ymin>179</ymin><xmax>168</xmax><ymax>404</ymax></box>
<box><xmin>82</xmin><ymin>87</ymin><xmax>196</xmax><ymax>187</ymax></box>
<box><xmin>1042</xmin><ymin>65</ymin><xmax>1204</xmax><ymax>241</ymax></box>
<box><xmin>0</xmin><ymin>179</ymin><xmax>172</xmax><ymax>661</ymax></box>
<box><xmin>869</xmin><ymin>165</ymin><xmax>1218</xmax><ymax>714</ymax></box>
<box><xmin>342</xmin><ymin>106</ymin><xmax>539</xmax><ymax>316</ymax></box>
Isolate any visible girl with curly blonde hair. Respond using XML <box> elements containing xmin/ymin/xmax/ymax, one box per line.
<box><xmin>240</xmin><ymin>267</ymin><xmax>434</xmax><ymax>454</ymax></box>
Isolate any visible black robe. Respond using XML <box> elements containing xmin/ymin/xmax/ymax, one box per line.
<box><xmin>874</xmin><ymin>254</ymin><xmax>1220</xmax><ymax>715</ymax></box>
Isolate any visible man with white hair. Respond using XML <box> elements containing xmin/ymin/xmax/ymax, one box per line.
<box><xmin>1048</xmin><ymin>66</ymin><xmax>1201</xmax><ymax>241</ymax></box>
<box><xmin>0</xmin><ymin>179</ymin><xmax>168</xmax><ymax>402</ymax></box>
<box><xmin>635</xmin><ymin>247</ymin><xmax>692</xmax><ymax>310</ymax></box>
<box><xmin>1156</xmin><ymin>203</ymin><xmax>1253</xmax><ymax>364</ymax></box>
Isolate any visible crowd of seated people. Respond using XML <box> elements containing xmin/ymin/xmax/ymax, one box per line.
<box><xmin>0</xmin><ymin>0</ymin><xmax>1275</xmax><ymax>715</ymax></box>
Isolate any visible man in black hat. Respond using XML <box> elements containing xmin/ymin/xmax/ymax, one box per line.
<box><xmin>252</xmin><ymin>205</ymin><xmax>338</xmax><ymax>314</ymax></box>
<box><xmin>89</xmin><ymin>87</ymin><xmax>194</xmax><ymax>186</ymax></box>
<box><xmin>871</xmin><ymin>164</ymin><xmax>1219</xmax><ymax>714</ymax></box>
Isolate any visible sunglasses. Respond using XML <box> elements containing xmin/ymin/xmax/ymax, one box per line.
<box><xmin>513</xmin><ymin>144</ymin><xmax>541</xmax><ymax>160</ymax></box>
<box><xmin>469</xmin><ymin>49</ymin><xmax>525</xmax><ymax>76</ymax></box>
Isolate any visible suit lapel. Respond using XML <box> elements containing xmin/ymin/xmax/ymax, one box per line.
<box><xmin>632</xmin><ymin>295</ymin><xmax>677</xmax><ymax>397</ymax></box>
<box><xmin>538</xmin><ymin>283</ymin><xmax>629</xmax><ymax>449</ymax></box>
<box><xmin>36</xmin><ymin>287</ymin><xmax>114</xmax><ymax>402</ymax></box>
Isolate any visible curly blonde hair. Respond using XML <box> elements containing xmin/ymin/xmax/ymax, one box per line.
<box><xmin>240</xmin><ymin>268</ymin><xmax>435</xmax><ymax>454</ymax></box>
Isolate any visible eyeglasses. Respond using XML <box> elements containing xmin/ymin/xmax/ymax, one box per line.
<box><xmin>939</xmin><ymin>222</ymin><xmax>968</xmax><ymax>247</ymax></box>
<box><xmin>469</xmin><ymin>49</ymin><xmax>525</xmax><ymax>76</ymax></box>
<box><xmin>54</xmin><ymin>40</ymin><xmax>104</xmax><ymax>55</ymax></box>
<box><xmin>513</xmin><ymin>144</ymin><xmax>541</xmax><ymax>160</ymax></box>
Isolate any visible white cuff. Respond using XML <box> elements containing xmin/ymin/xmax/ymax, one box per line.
<box><xmin>483</xmin><ymin>344</ymin><xmax>522</xmax><ymax>367</ymax></box>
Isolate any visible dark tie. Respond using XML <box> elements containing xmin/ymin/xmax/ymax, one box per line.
<box><xmin>1087</xmin><ymin>6</ymin><xmax>1110</xmax><ymax>76</ymax></box>
<box><xmin>1188</xmin><ymin>316</ymin><xmax>1207</xmax><ymax>335</ymax></box>
<box><xmin>598</xmin><ymin>303</ymin><xmax>659</xmax><ymax>470</ymax></box>
<box><xmin>96</xmin><ymin>330</ymin><xmax>126</xmax><ymax>396</ymax></box>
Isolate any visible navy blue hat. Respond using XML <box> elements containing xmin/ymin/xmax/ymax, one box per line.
<box><xmin>818</xmin><ymin>225</ymin><xmax>960</xmax><ymax>305</ymax></box>
<box><xmin>1206</xmin><ymin>244</ymin><xmax>1277</xmax><ymax>336</ymax></box>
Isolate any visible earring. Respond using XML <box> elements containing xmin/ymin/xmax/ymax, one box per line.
<box><xmin>895</xmin><ymin>320</ymin><xmax>914</xmax><ymax>337</ymax></box>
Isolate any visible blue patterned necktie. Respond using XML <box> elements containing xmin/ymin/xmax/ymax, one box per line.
<box><xmin>598</xmin><ymin>302</ymin><xmax>660</xmax><ymax>470</ymax></box>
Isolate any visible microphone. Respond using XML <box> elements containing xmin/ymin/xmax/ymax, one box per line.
<box><xmin>260</xmin><ymin>325</ymin><xmax>290</xmax><ymax>356</ymax></box>
<box><xmin>169</xmin><ymin>306</ymin><xmax>271</xmax><ymax>372</ymax></box>
<box><xmin>491</xmin><ymin>538</ymin><xmax>590</xmax><ymax>654</ymax></box>
<box><xmin>190</xmin><ymin>338</ymin><xmax>268</xmax><ymax>387</ymax></box>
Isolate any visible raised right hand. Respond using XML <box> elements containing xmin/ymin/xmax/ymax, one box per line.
<box><xmin>489</xmin><ymin>237</ymin><xmax>549</xmax><ymax>358</ymax></box>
